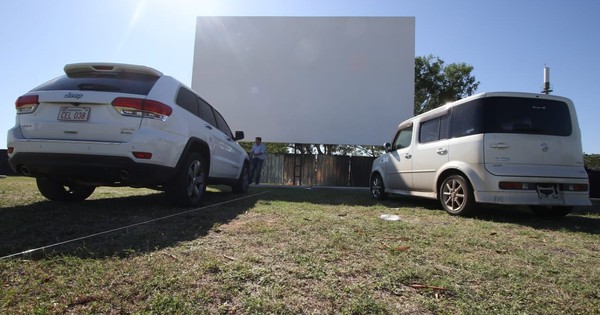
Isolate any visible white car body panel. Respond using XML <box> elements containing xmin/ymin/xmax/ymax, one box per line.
<box><xmin>371</xmin><ymin>92</ymin><xmax>591</xmax><ymax>210</ymax></box>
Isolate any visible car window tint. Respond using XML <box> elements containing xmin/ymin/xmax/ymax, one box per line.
<box><xmin>197</xmin><ymin>97</ymin><xmax>217</xmax><ymax>127</ymax></box>
<box><xmin>176</xmin><ymin>88</ymin><xmax>199</xmax><ymax>116</ymax></box>
<box><xmin>419</xmin><ymin>114</ymin><xmax>450</xmax><ymax>143</ymax></box>
<box><xmin>213</xmin><ymin>109</ymin><xmax>234</xmax><ymax>138</ymax></box>
<box><xmin>440</xmin><ymin>115</ymin><xmax>449</xmax><ymax>139</ymax></box>
<box><xmin>482</xmin><ymin>97</ymin><xmax>572</xmax><ymax>136</ymax></box>
<box><xmin>32</xmin><ymin>72</ymin><xmax>158</xmax><ymax>95</ymax></box>
<box><xmin>450</xmin><ymin>103</ymin><xmax>482</xmax><ymax>138</ymax></box>
<box><xmin>419</xmin><ymin>118</ymin><xmax>440</xmax><ymax>143</ymax></box>
<box><xmin>393</xmin><ymin>126</ymin><xmax>412</xmax><ymax>150</ymax></box>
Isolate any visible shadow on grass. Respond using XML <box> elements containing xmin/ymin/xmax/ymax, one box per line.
<box><xmin>2</xmin><ymin>185</ymin><xmax>598</xmax><ymax>259</ymax></box>
<box><xmin>0</xmin><ymin>190</ymin><xmax>259</xmax><ymax>259</ymax></box>
<box><xmin>469</xmin><ymin>203</ymin><xmax>600</xmax><ymax>235</ymax></box>
<box><xmin>378</xmin><ymin>192</ymin><xmax>600</xmax><ymax>235</ymax></box>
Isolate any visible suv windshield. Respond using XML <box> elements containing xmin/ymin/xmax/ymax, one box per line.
<box><xmin>450</xmin><ymin>96</ymin><xmax>572</xmax><ymax>137</ymax></box>
<box><xmin>32</xmin><ymin>72</ymin><xmax>159</xmax><ymax>95</ymax></box>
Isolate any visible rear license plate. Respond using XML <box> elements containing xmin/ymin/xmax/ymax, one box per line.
<box><xmin>536</xmin><ymin>184</ymin><xmax>559</xmax><ymax>199</ymax></box>
<box><xmin>58</xmin><ymin>106</ymin><xmax>90</xmax><ymax>121</ymax></box>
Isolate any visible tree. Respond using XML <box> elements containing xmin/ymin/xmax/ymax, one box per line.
<box><xmin>414</xmin><ymin>55</ymin><xmax>480</xmax><ymax>115</ymax></box>
<box><xmin>239</xmin><ymin>142</ymin><xmax>289</xmax><ymax>154</ymax></box>
<box><xmin>584</xmin><ymin>154</ymin><xmax>600</xmax><ymax>171</ymax></box>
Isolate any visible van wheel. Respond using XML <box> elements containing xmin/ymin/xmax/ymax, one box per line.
<box><xmin>231</xmin><ymin>164</ymin><xmax>249</xmax><ymax>194</ymax></box>
<box><xmin>530</xmin><ymin>206</ymin><xmax>573</xmax><ymax>217</ymax></box>
<box><xmin>439</xmin><ymin>174</ymin><xmax>475</xmax><ymax>216</ymax></box>
<box><xmin>36</xmin><ymin>177</ymin><xmax>96</xmax><ymax>201</ymax></box>
<box><xmin>370</xmin><ymin>173</ymin><xmax>387</xmax><ymax>200</ymax></box>
<box><xmin>167</xmin><ymin>152</ymin><xmax>206</xmax><ymax>206</ymax></box>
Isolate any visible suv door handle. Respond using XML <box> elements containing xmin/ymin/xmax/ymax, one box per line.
<box><xmin>205</xmin><ymin>125</ymin><xmax>213</xmax><ymax>130</ymax></box>
<box><xmin>436</xmin><ymin>148</ymin><xmax>448</xmax><ymax>155</ymax></box>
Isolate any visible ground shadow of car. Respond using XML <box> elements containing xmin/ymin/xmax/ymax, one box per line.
<box><xmin>379</xmin><ymin>194</ymin><xmax>600</xmax><ymax>235</ymax></box>
<box><xmin>0</xmin><ymin>191</ymin><xmax>259</xmax><ymax>259</ymax></box>
<box><xmin>470</xmin><ymin>203</ymin><xmax>600</xmax><ymax>235</ymax></box>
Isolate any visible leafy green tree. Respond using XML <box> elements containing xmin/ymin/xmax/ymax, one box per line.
<box><xmin>239</xmin><ymin>142</ymin><xmax>289</xmax><ymax>154</ymax></box>
<box><xmin>584</xmin><ymin>154</ymin><xmax>600</xmax><ymax>171</ymax></box>
<box><xmin>414</xmin><ymin>55</ymin><xmax>480</xmax><ymax>115</ymax></box>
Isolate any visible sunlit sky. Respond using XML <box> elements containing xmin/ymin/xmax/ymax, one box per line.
<box><xmin>1</xmin><ymin>0</ymin><xmax>599</xmax><ymax>153</ymax></box>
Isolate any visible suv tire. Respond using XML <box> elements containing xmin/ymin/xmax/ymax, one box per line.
<box><xmin>167</xmin><ymin>152</ymin><xmax>206</xmax><ymax>206</ymax></box>
<box><xmin>232</xmin><ymin>164</ymin><xmax>249</xmax><ymax>194</ymax></box>
<box><xmin>36</xmin><ymin>177</ymin><xmax>96</xmax><ymax>202</ymax></box>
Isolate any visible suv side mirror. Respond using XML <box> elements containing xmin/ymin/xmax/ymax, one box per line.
<box><xmin>383</xmin><ymin>142</ymin><xmax>392</xmax><ymax>152</ymax></box>
<box><xmin>234</xmin><ymin>131</ymin><xmax>245</xmax><ymax>141</ymax></box>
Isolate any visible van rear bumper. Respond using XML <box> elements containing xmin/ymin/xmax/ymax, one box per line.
<box><xmin>475</xmin><ymin>190</ymin><xmax>591</xmax><ymax>206</ymax></box>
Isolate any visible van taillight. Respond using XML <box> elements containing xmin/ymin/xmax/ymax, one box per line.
<box><xmin>111</xmin><ymin>97</ymin><xmax>172</xmax><ymax>121</ymax></box>
<box><xmin>15</xmin><ymin>95</ymin><xmax>39</xmax><ymax>114</ymax></box>
<box><xmin>560</xmin><ymin>184</ymin><xmax>588</xmax><ymax>192</ymax></box>
<box><xmin>132</xmin><ymin>151</ymin><xmax>153</xmax><ymax>159</ymax></box>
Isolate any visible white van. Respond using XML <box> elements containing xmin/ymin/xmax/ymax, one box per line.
<box><xmin>370</xmin><ymin>92</ymin><xmax>591</xmax><ymax>216</ymax></box>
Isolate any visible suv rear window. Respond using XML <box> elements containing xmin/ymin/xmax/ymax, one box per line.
<box><xmin>450</xmin><ymin>96</ymin><xmax>572</xmax><ymax>137</ymax></box>
<box><xmin>31</xmin><ymin>72</ymin><xmax>159</xmax><ymax>95</ymax></box>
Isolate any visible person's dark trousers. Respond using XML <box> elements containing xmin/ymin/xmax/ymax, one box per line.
<box><xmin>249</xmin><ymin>158</ymin><xmax>264</xmax><ymax>184</ymax></box>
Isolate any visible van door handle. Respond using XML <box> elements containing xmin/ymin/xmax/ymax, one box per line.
<box><xmin>491</xmin><ymin>142</ymin><xmax>509</xmax><ymax>149</ymax></box>
<box><xmin>404</xmin><ymin>153</ymin><xmax>412</xmax><ymax>159</ymax></box>
<box><xmin>436</xmin><ymin>148</ymin><xmax>448</xmax><ymax>155</ymax></box>
<box><xmin>205</xmin><ymin>125</ymin><xmax>213</xmax><ymax>130</ymax></box>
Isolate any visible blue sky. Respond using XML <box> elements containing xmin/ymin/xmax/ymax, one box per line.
<box><xmin>1</xmin><ymin>0</ymin><xmax>599</xmax><ymax>153</ymax></box>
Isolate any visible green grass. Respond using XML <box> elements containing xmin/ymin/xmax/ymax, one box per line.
<box><xmin>1</xmin><ymin>177</ymin><xmax>599</xmax><ymax>314</ymax></box>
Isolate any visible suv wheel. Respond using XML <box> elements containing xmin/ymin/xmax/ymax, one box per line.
<box><xmin>231</xmin><ymin>164</ymin><xmax>249</xmax><ymax>194</ymax></box>
<box><xmin>439</xmin><ymin>174</ymin><xmax>475</xmax><ymax>216</ymax></box>
<box><xmin>167</xmin><ymin>152</ymin><xmax>206</xmax><ymax>206</ymax></box>
<box><xmin>36</xmin><ymin>177</ymin><xmax>96</xmax><ymax>201</ymax></box>
<box><xmin>370</xmin><ymin>173</ymin><xmax>387</xmax><ymax>200</ymax></box>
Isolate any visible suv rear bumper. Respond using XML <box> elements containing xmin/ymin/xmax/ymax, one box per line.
<box><xmin>9</xmin><ymin>152</ymin><xmax>177</xmax><ymax>187</ymax></box>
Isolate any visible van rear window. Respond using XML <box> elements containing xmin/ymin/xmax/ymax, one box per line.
<box><xmin>450</xmin><ymin>97</ymin><xmax>572</xmax><ymax>137</ymax></box>
<box><xmin>31</xmin><ymin>72</ymin><xmax>159</xmax><ymax>95</ymax></box>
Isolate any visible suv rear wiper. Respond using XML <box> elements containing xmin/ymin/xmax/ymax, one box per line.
<box><xmin>77</xmin><ymin>83</ymin><xmax>122</xmax><ymax>92</ymax></box>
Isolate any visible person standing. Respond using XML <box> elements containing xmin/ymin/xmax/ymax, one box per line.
<box><xmin>249</xmin><ymin>137</ymin><xmax>266</xmax><ymax>184</ymax></box>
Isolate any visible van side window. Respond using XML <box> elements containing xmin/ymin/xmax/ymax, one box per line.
<box><xmin>450</xmin><ymin>103</ymin><xmax>482</xmax><ymax>138</ymax></box>
<box><xmin>419</xmin><ymin>115</ymin><xmax>449</xmax><ymax>143</ymax></box>
<box><xmin>393</xmin><ymin>126</ymin><xmax>413</xmax><ymax>150</ymax></box>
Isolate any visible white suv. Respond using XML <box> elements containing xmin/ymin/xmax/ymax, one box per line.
<box><xmin>7</xmin><ymin>63</ymin><xmax>250</xmax><ymax>206</ymax></box>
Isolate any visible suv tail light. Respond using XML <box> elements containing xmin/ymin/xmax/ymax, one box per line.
<box><xmin>112</xmin><ymin>97</ymin><xmax>172</xmax><ymax>121</ymax></box>
<box><xmin>15</xmin><ymin>95</ymin><xmax>39</xmax><ymax>114</ymax></box>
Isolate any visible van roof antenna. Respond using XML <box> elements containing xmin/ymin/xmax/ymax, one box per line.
<box><xmin>542</xmin><ymin>65</ymin><xmax>553</xmax><ymax>94</ymax></box>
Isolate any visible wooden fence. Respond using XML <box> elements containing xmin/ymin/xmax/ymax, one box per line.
<box><xmin>258</xmin><ymin>153</ymin><xmax>376</xmax><ymax>187</ymax></box>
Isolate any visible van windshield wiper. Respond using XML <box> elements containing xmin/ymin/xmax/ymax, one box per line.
<box><xmin>513</xmin><ymin>127</ymin><xmax>544</xmax><ymax>134</ymax></box>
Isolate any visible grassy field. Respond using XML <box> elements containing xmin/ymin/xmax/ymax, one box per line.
<box><xmin>1</xmin><ymin>176</ymin><xmax>599</xmax><ymax>314</ymax></box>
